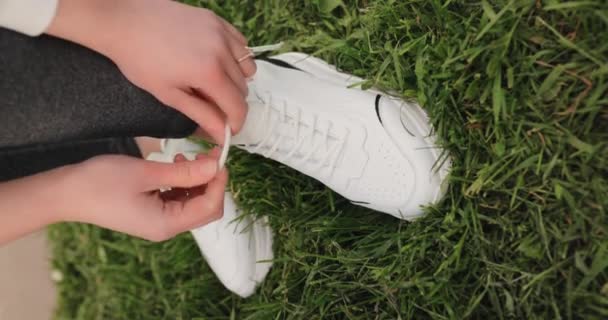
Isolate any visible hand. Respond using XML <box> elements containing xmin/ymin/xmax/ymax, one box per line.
<box><xmin>60</xmin><ymin>152</ymin><xmax>228</xmax><ymax>242</ymax></box>
<box><xmin>46</xmin><ymin>0</ymin><xmax>256</xmax><ymax>143</ymax></box>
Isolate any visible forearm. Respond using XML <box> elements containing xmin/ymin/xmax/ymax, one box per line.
<box><xmin>0</xmin><ymin>0</ymin><xmax>135</xmax><ymax>58</ymax></box>
<box><xmin>0</xmin><ymin>167</ymin><xmax>70</xmax><ymax>245</ymax></box>
<box><xmin>45</xmin><ymin>0</ymin><xmax>132</xmax><ymax>58</ymax></box>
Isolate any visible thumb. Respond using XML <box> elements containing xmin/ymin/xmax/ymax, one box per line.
<box><xmin>141</xmin><ymin>156</ymin><xmax>219</xmax><ymax>190</ymax></box>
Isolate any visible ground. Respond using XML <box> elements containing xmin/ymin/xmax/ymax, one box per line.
<box><xmin>49</xmin><ymin>0</ymin><xmax>608</xmax><ymax>319</ymax></box>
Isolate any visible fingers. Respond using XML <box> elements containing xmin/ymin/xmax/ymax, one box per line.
<box><xmin>142</xmin><ymin>155</ymin><xmax>218</xmax><ymax>190</ymax></box>
<box><xmin>221</xmin><ymin>55</ymin><xmax>248</xmax><ymax>96</ymax></box>
<box><xmin>189</xmin><ymin>39</ymin><xmax>248</xmax><ymax>135</ymax></box>
<box><xmin>205</xmin><ymin>148</ymin><xmax>222</xmax><ymax>158</ymax></box>
<box><xmin>196</xmin><ymin>67</ymin><xmax>248</xmax><ymax>134</ymax></box>
<box><xmin>218</xmin><ymin>17</ymin><xmax>247</xmax><ymax>45</ymax></box>
<box><xmin>218</xmin><ymin>17</ymin><xmax>256</xmax><ymax>79</ymax></box>
<box><xmin>192</xmin><ymin>127</ymin><xmax>215</xmax><ymax>142</ymax></box>
<box><xmin>161</xmin><ymin>169</ymin><xmax>228</xmax><ymax>234</ymax></box>
<box><xmin>157</xmin><ymin>153</ymin><xmax>207</xmax><ymax>201</ymax></box>
<box><xmin>168</xmin><ymin>90</ymin><xmax>226</xmax><ymax>144</ymax></box>
<box><xmin>165</xmin><ymin>17</ymin><xmax>251</xmax><ymax>139</ymax></box>
<box><xmin>226</xmin><ymin>37</ymin><xmax>256</xmax><ymax>79</ymax></box>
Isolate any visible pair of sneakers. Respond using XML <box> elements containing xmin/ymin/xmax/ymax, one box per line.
<box><xmin>146</xmin><ymin>52</ymin><xmax>451</xmax><ymax>297</ymax></box>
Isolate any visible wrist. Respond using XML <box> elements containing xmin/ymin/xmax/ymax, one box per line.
<box><xmin>0</xmin><ymin>165</ymin><xmax>75</xmax><ymax>244</ymax></box>
<box><xmin>31</xmin><ymin>165</ymin><xmax>77</xmax><ymax>224</ymax></box>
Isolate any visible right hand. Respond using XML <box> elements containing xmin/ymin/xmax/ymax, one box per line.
<box><xmin>47</xmin><ymin>0</ymin><xmax>256</xmax><ymax>143</ymax></box>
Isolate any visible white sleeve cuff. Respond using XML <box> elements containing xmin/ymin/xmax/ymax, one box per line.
<box><xmin>0</xmin><ymin>0</ymin><xmax>59</xmax><ymax>36</ymax></box>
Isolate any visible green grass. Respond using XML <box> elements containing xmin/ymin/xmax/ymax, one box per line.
<box><xmin>49</xmin><ymin>0</ymin><xmax>608</xmax><ymax>318</ymax></box>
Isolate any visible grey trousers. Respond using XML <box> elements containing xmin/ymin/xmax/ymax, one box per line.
<box><xmin>0</xmin><ymin>29</ymin><xmax>197</xmax><ymax>181</ymax></box>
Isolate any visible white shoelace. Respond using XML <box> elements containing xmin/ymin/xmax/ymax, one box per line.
<box><xmin>218</xmin><ymin>124</ymin><xmax>231</xmax><ymax>169</ymax></box>
<box><xmin>247</xmin><ymin>42</ymin><xmax>284</xmax><ymax>55</ymax></box>
<box><xmin>250</xmin><ymin>92</ymin><xmax>349</xmax><ymax>176</ymax></box>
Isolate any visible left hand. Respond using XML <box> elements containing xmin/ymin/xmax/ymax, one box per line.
<box><xmin>59</xmin><ymin>152</ymin><xmax>228</xmax><ymax>242</ymax></box>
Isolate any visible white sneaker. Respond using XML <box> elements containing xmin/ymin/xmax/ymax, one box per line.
<box><xmin>146</xmin><ymin>139</ymin><xmax>273</xmax><ymax>297</ymax></box>
<box><xmin>190</xmin><ymin>192</ymin><xmax>273</xmax><ymax>298</ymax></box>
<box><xmin>233</xmin><ymin>55</ymin><xmax>450</xmax><ymax>220</ymax></box>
